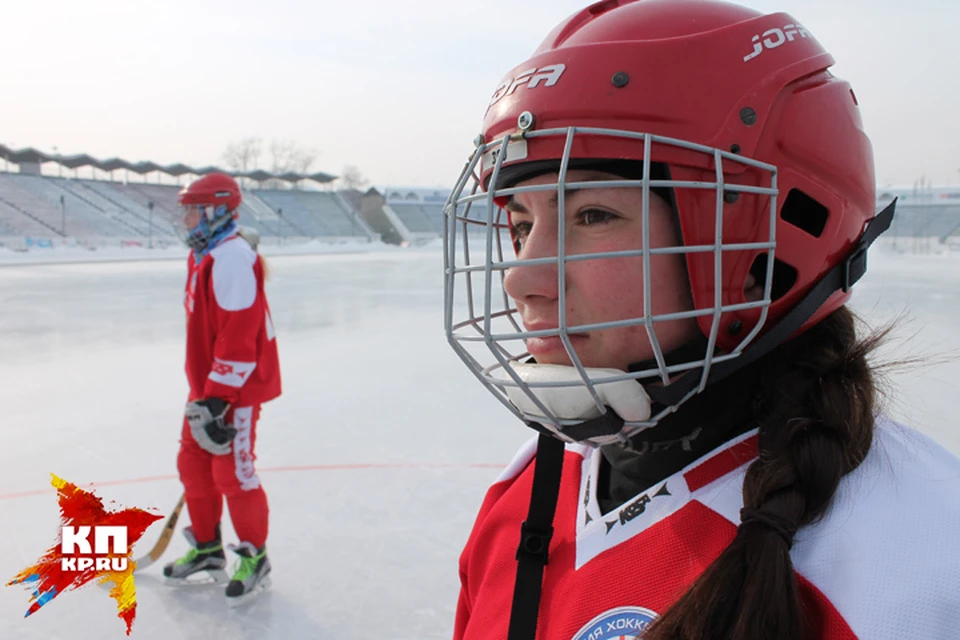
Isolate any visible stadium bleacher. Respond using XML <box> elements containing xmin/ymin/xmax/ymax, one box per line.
<box><xmin>387</xmin><ymin>202</ymin><xmax>438</xmax><ymax>234</ymax></box>
<box><xmin>3</xmin><ymin>156</ymin><xmax>958</xmax><ymax>250</ymax></box>
<box><xmin>0</xmin><ymin>172</ymin><xmax>376</xmax><ymax>244</ymax></box>
<box><xmin>887</xmin><ymin>204</ymin><xmax>960</xmax><ymax>241</ymax></box>
<box><xmin>0</xmin><ymin>195</ymin><xmax>56</xmax><ymax>237</ymax></box>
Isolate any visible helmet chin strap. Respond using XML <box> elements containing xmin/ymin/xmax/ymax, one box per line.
<box><xmin>646</xmin><ymin>198</ymin><xmax>896</xmax><ymax>408</ymax></box>
<box><xmin>627</xmin><ymin>334</ymin><xmax>711</xmax><ymax>377</ymax></box>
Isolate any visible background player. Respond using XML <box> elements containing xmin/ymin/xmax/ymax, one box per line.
<box><xmin>163</xmin><ymin>172</ymin><xmax>281</xmax><ymax>605</ymax></box>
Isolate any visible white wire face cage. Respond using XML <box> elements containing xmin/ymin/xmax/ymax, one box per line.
<box><xmin>443</xmin><ymin>126</ymin><xmax>779</xmax><ymax>447</ymax></box>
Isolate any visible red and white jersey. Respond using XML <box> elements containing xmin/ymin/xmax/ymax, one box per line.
<box><xmin>184</xmin><ymin>233</ymin><xmax>281</xmax><ymax>406</ymax></box>
<box><xmin>455</xmin><ymin>416</ymin><xmax>960</xmax><ymax>640</ymax></box>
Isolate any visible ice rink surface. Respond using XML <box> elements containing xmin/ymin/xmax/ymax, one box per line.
<box><xmin>0</xmin><ymin>244</ymin><xmax>957</xmax><ymax>639</ymax></box>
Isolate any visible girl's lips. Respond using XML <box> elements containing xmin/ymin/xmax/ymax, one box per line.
<box><xmin>525</xmin><ymin>333</ymin><xmax>588</xmax><ymax>358</ymax></box>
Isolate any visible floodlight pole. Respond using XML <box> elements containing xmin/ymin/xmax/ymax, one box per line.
<box><xmin>277</xmin><ymin>208</ymin><xmax>283</xmax><ymax>247</ymax></box>
<box><xmin>147</xmin><ymin>201</ymin><xmax>154</xmax><ymax>248</ymax></box>
<box><xmin>60</xmin><ymin>194</ymin><xmax>66</xmax><ymax>236</ymax></box>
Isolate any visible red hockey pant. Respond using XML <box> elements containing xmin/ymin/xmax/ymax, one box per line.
<box><xmin>177</xmin><ymin>404</ymin><xmax>269</xmax><ymax>549</ymax></box>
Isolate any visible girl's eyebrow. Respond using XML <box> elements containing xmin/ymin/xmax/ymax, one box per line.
<box><xmin>505</xmin><ymin>188</ymin><xmax>593</xmax><ymax>214</ymax></box>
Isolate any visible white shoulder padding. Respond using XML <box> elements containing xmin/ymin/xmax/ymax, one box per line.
<box><xmin>210</xmin><ymin>238</ymin><xmax>257</xmax><ymax>311</ymax></box>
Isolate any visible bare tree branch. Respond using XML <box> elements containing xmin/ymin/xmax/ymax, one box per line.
<box><xmin>338</xmin><ymin>165</ymin><xmax>369</xmax><ymax>191</ymax></box>
<box><xmin>222</xmin><ymin>138</ymin><xmax>319</xmax><ymax>189</ymax></box>
<box><xmin>222</xmin><ymin>137</ymin><xmax>262</xmax><ymax>173</ymax></box>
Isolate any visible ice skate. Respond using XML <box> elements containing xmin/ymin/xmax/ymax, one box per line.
<box><xmin>224</xmin><ymin>542</ymin><xmax>272</xmax><ymax>607</ymax></box>
<box><xmin>162</xmin><ymin>526</ymin><xmax>228</xmax><ymax>585</ymax></box>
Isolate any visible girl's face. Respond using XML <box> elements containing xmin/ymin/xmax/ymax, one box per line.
<box><xmin>502</xmin><ymin>169</ymin><xmax>701</xmax><ymax>371</ymax></box>
<box><xmin>179</xmin><ymin>204</ymin><xmax>205</xmax><ymax>233</ymax></box>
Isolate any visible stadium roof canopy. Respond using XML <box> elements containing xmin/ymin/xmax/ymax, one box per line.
<box><xmin>0</xmin><ymin>143</ymin><xmax>338</xmax><ymax>185</ymax></box>
<box><xmin>244</xmin><ymin>170</ymin><xmax>274</xmax><ymax>182</ymax></box>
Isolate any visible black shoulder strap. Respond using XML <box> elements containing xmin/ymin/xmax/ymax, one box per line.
<box><xmin>507</xmin><ymin>433</ymin><xmax>566</xmax><ymax>640</ymax></box>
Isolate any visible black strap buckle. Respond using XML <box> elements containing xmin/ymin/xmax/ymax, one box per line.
<box><xmin>843</xmin><ymin>241</ymin><xmax>868</xmax><ymax>292</ymax></box>
<box><xmin>516</xmin><ymin>521</ymin><xmax>553</xmax><ymax>564</ymax></box>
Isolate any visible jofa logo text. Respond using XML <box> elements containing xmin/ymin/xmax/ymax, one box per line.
<box><xmin>743</xmin><ymin>24</ymin><xmax>811</xmax><ymax>62</ymax></box>
<box><xmin>488</xmin><ymin>64</ymin><xmax>566</xmax><ymax>107</ymax></box>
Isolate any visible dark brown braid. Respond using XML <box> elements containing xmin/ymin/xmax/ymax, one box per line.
<box><xmin>641</xmin><ymin>306</ymin><xmax>885</xmax><ymax>640</ymax></box>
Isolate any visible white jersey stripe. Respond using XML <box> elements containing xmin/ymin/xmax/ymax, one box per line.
<box><xmin>208</xmin><ymin>358</ymin><xmax>257</xmax><ymax>388</ymax></box>
<box><xmin>231</xmin><ymin>406</ymin><xmax>260</xmax><ymax>491</ymax></box>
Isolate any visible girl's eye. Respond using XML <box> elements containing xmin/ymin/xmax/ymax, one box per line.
<box><xmin>510</xmin><ymin>209</ymin><xmax>618</xmax><ymax>251</ymax></box>
<box><xmin>511</xmin><ymin>221</ymin><xmax>532</xmax><ymax>250</ymax></box>
<box><xmin>578</xmin><ymin>208</ymin><xmax>618</xmax><ymax>226</ymax></box>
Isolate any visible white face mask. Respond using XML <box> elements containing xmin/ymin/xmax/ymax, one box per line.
<box><xmin>501</xmin><ymin>362</ymin><xmax>653</xmax><ymax>446</ymax></box>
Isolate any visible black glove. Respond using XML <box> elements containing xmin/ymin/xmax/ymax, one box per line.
<box><xmin>185</xmin><ymin>398</ymin><xmax>237</xmax><ymax>455</ymax></box>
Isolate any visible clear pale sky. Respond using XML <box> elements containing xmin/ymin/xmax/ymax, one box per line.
<box><xmin>2</xmin><ymin>0</ymin><xmax>955</xmax><ymax>187</ymax></box>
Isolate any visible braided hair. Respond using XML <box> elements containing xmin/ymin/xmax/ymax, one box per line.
<box><xmin>642</xmin><ymin>306</ymin><xmax>884</xmax><ymax>640</ymax></box>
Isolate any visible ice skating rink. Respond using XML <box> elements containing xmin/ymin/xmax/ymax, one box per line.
<box><xmin>1</xmin><ymin>244</ymin><xmax>958</xmax><ymax>639</ymax></box>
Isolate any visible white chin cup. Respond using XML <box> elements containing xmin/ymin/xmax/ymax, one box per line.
<box><xmin>502</xmin><ymin>363</ymin><xmax>652</xmax><ymax>441</ymax></box>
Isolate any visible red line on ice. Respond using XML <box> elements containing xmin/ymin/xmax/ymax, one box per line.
<box><xmin>0</xmin><ymin>462</ymin><xmax>505</xmax><ymax>501</ymax></box>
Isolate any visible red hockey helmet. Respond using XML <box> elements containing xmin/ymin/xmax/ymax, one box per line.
<box><xmin>443</xmin><ymin>0</ymin><xmax>891</xmax><ymax>443</ymax></box>
<box><xmin>178</xmin><ymin>172</ymin><xmax>242</xmax><ymax>212</ymax></box>
<box><xmin>483</xmin><ymin>0</ymin><xmax>876</xmax><ymax>345</ymax></box>
<box><xmin>177</xmin><ymin>172</ymin><xmax>242</xmax><ymax>253</ymax></box>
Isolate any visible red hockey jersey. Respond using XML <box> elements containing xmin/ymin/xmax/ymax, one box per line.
<box><xmin>455</xmin><ymin>416</ymin><xmax>960</xmax><ymax>639</ymax></box>
<box><xmin>184</xmin><ymin>234</ymin><xmax>281</xmax><ymax>405</ymax></box>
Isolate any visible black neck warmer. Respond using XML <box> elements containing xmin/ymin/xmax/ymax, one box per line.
<box><xmin>596</xmin><ymin>351</ymin><xmax>766</xmax><ymax>514</ymax></box>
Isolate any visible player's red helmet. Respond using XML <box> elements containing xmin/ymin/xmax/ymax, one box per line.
<box><xmin>483</xmin><ymin>0</ymin><xmax>876</xmax><ymax>346</ymax></box>
<box><xmin>177</xmin><ymin>173</ymin><xmax>242</xmax><ymax>253</ymax></box>
<box><xmin>178</xmin><ymin>172</ymin><xmax>242</xmax><ymax>211</ymax></box>
<box><xmin>443</xmin><ymin>0</ymin><xmax>893</xmax><ymax>444</ymax></box>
